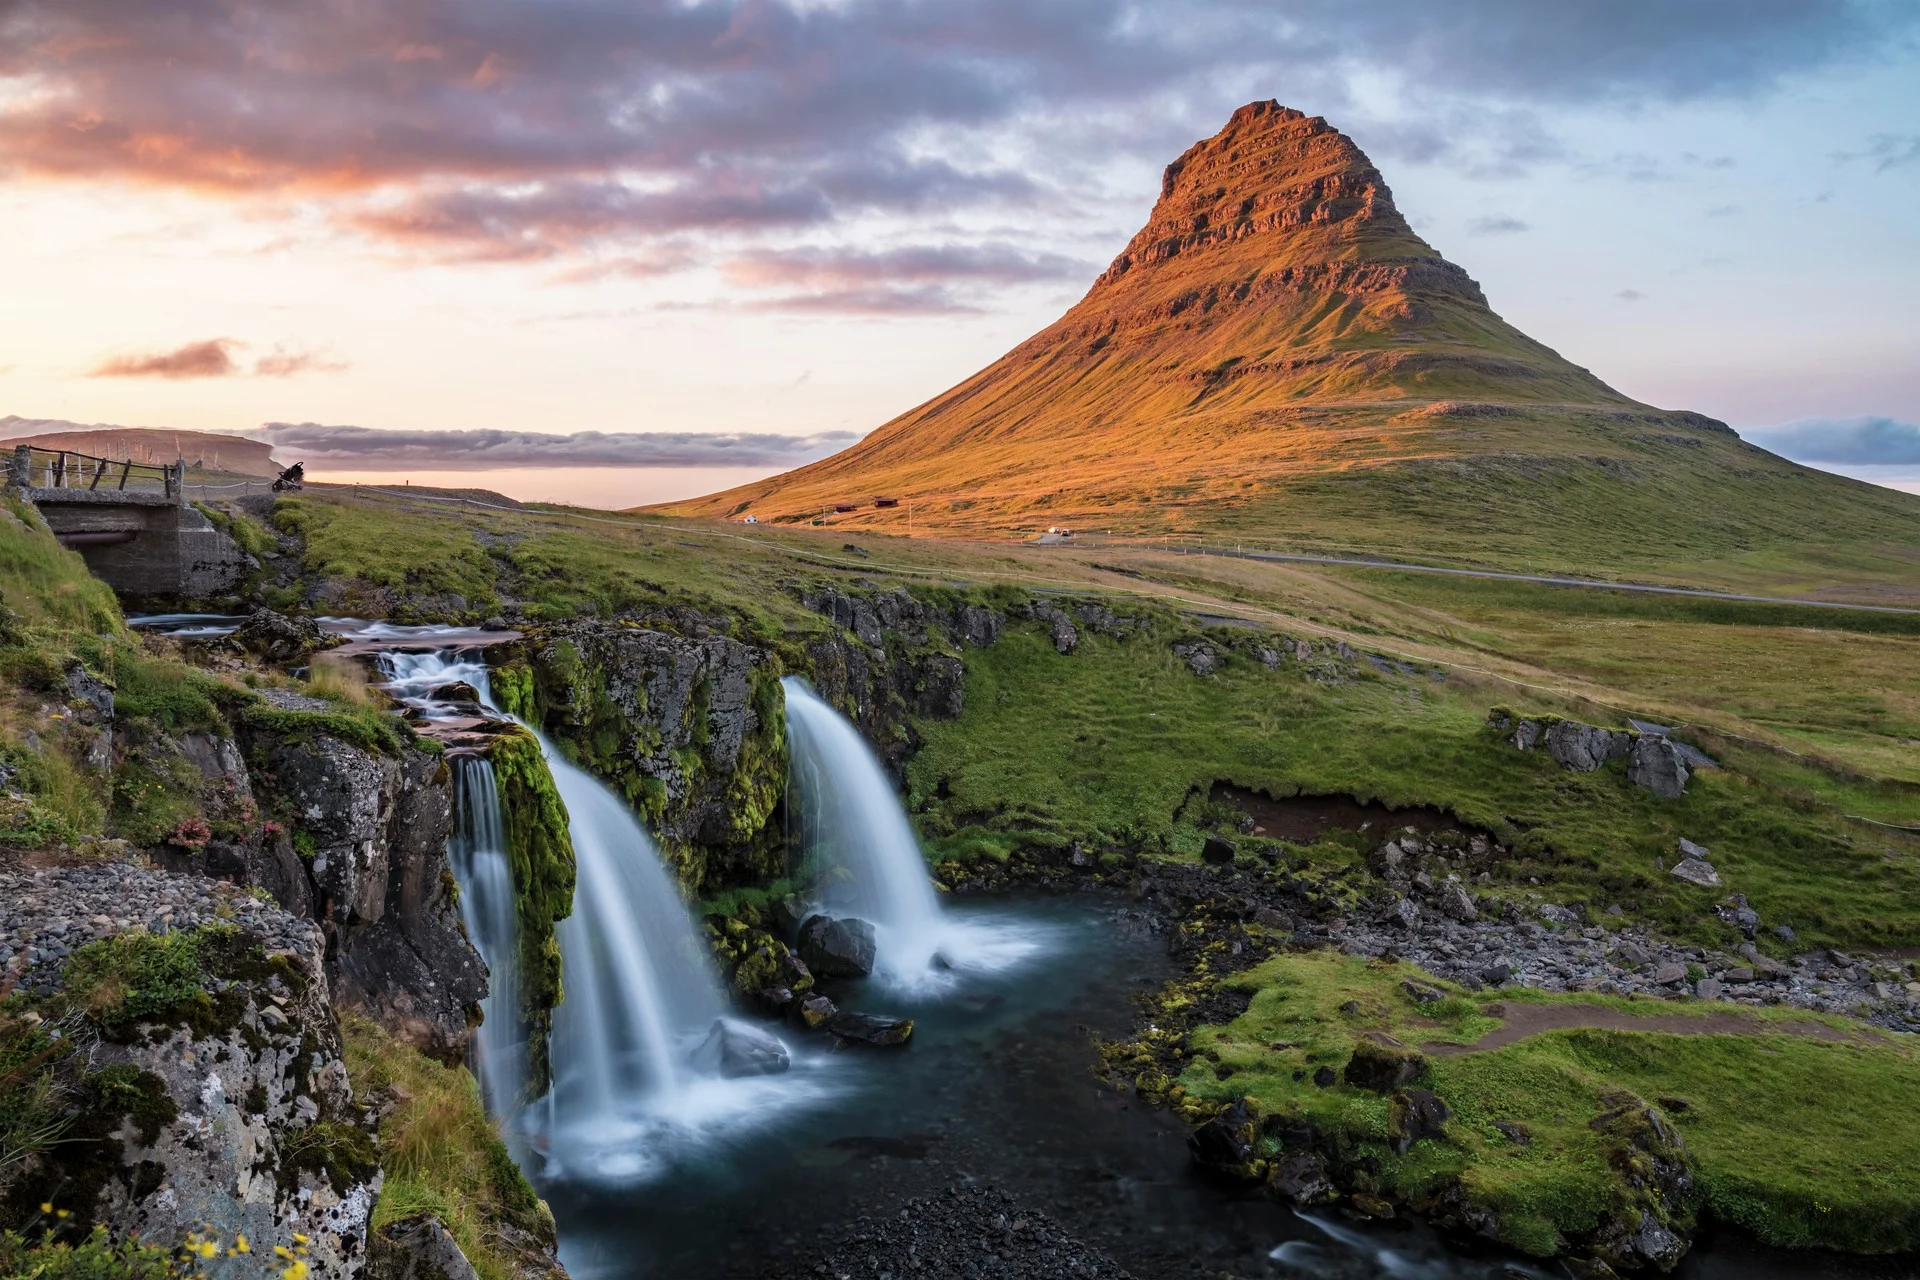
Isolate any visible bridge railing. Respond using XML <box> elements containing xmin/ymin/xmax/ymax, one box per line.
<box><xmin>9</xmin><ymin>444</ymin><xmax>182</xmax><ymax>501</ymax></box>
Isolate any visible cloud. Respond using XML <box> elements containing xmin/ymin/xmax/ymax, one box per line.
<box><xmin>90</xmin><ymin>338</ymin><xmax>240</xmax><ymax>379</ymax></box>
<box><xmin>1614</xmin><ymin>289</ymin><xmax>1646</xmax><ymax>302</ymax></box>
<box><xmin>249</xmin><ymin>422</ymin><xmax>862</xmax><ymax>468</ymax></box>
<box><xmin>0</xmin><ymin>0</ymin><xmax>1907</xmax><ymax>269</ymax></box>
<box><xmin>253</xmin><ymin>346</ymin><xmax>349</xmax><ymax>377</ymax></box>
<box><xmin>1467</xmin><ymin>216</ymin><xmax>1529</xmax><ymax>235</ymax></box>
<box><xmin>1741</xmin><ymin>416</ymin><xmax>1920</xmax><ymax>465</ymax></box>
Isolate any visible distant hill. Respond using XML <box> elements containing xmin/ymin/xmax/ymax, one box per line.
<box><xmin>665</xmin><ymin>102</ymin><xmax>1920</xmax><ymax>583</ymax></box>
<box><xmin>0</xmin><ymin>417</ymin><xmax>282</xmax><ymax>477</ymax></box>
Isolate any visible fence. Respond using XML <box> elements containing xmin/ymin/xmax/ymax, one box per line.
<box><xmin>9</xmin><ymin>444</ymin><xmax>181</xmax><ymax>500</ymax></box>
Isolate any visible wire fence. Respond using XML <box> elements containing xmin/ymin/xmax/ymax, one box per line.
<box><xmin>9</xmin><ymin>444</ymin><xmax>178</xmax><ymax>496</ymax></box>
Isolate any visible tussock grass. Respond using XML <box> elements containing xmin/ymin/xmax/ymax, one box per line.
<box><xmin>341</xmin><ymin>1016</ymin><xmax>553</xmax><ymax>1280</ymax></box>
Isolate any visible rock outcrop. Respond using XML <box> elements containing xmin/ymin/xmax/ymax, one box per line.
<box><xmin>494</xmin><ymin>618</ymin><xmax>785</xmax><ymax>892</ymax></box>
<box><xmin>226</xmin><ymin>730</ymin><xmax>488</xmax><ymax>1062</ymax></box>
<box><xmin>0</xmin><ymin>863</ymin><xmax>379</xmax><ymax>1275</ymax></box>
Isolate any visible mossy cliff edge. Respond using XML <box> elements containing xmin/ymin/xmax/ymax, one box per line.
<box><xmin>485</xmin><ymin>726</ymin><xmax>577</xmax><ymax>1100</ymax></box>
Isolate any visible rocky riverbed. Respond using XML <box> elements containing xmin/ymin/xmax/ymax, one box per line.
<box><xmin>766</xmin><ymin>1182</ymin><xmax>1133</xmax><ymax>1280</ymax></box>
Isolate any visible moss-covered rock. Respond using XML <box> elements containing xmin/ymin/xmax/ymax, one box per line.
<box><xmin>499</xmin><ymin>622</ymin><xmax>786</xmax><ymax>894</ymax></box>
<box><xmin>486</xmin><ymin>727</ymin><xmax>576</xmax><ymax>1098</ymax></box>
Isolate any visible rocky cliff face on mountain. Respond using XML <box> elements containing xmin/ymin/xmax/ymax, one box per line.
<box><xmin>667</xmin><ymin>103</ymin><xmax>1920</xmax><ymax>577</ymax></box>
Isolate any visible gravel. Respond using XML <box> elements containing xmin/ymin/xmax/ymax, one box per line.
<box><xmin>764</xmin><ymin>1182</ymin><xmax>1131</xmax><ymax>1280</ymax></box>
<box><xmin>0</xmin><ymin>860</ymin><xmax>320</xmax><ymax>993</ymax></box>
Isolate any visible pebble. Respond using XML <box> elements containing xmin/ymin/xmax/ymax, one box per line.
<box><xmin>0</xmin><ymin>862</ymin><xmax>318</xmax><ymax>994</ymax></box>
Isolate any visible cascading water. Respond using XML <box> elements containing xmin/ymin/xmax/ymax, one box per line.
<box><xmin>383</xmin><ymin>645</ymin><xmax>816</xmax><ymax>1184</ymax></box>
<box><xmin>782</xmin><ymin>676</ymin><xmax>1044</xmax><ymax>990</ymax></box>
<box><xmin>447</xmin><ymin>755</ymin><xmax>527</xmax><ymax>1122</ymax></box>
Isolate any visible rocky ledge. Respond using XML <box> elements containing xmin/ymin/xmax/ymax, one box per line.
<box><xmin>1</xmin><ymin>860</ymin><xmax>315</xmax><ymax>992</ymax></box>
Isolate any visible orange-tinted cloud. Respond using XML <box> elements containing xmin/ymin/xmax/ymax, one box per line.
<box><xmin>253</xmin><ymin>347</ymin><xmax>349</xmax><ymax>377</ymax></box>
<box><xmin>90</xmin><ymin>338</ymin><xmax>240</xmax><ymax>379</ymax></box>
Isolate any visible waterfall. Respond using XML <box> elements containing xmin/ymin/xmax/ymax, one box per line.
<box><xmin>447</xmin><ymin>756</ymin><xmax>526</xmax><ymax>1121</ymax></box>
<box><xmin>537</xmin><ymin>738</ymin><xmax>727</xmax><ymax>1119</ymax></box>
<box><xmin>782</xmin><ymin>676</ymin><xmax>1039</xmax><ymax>989</ymax></box>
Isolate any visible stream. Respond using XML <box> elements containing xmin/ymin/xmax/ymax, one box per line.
<box><xmin>129</xmin><ymin>614</ymin><xmax>1920</xmax><ymax>1280</ymax></box>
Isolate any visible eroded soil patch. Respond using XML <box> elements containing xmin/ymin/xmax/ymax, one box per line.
<box><xmin>1211</xmin><ymin>782</ymin><xmax>1463</xmax><ymax>844</ymax></box>
<box><xmin>1424</xmin><ymin>1000</ymin><xmax>1859</xmax><ymax>1056</ymax></box>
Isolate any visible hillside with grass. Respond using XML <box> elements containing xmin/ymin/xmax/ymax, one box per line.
<box><xmin>664</xmin><ymin>102</ymin><xmax>1920</xmax><ymax>587</ymax></box>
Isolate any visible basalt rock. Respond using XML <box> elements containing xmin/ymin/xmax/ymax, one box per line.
<box><xmin>238</xmin><ymin>729</ymin><xmax>488</xmax><ymax>1062</ymax></box>
<box><xmin>1628</xmin><ymin>737</ymin><xmax>1690</xmax><ymax>799</ymax></box>
<box><xmin>496</xmin><ymin>618</ymin><xmax>785</xmax><ymax>892</ymax></box>
<box><xmin>693</xmin><ymin>1018</ymin><xmax>793</xmax><ymax>1077</ymax></box>
<box><xmin>798</xmin><ymin>914</ymin><xmax>877</xmax><ymax>979</ymax></box>
<box><xmin>1584</xmin><ymin>1091</ymin><xmax>1696</xmax><ymax>1272</ymax></box>
<box><xmin>1388</xmin><ymin>1088</ymin><xmax>1452</xmax><ymax>1154</ymax></box>
<box><xmin>1187</xmin><ymin>1099</ymin><xmax>1262</xmax><ymax>1181</ymax></box>
<box><xmin>1343</xmin><ymin>1036</ymin><xmax>1426</xmax><ymax>1092</ymax></box>
<box><xmin>229</xmin><ymin>607</ymin><xmax>337</xmax><ymax>664</ymax></box>
<box><xmin>826</xmin><ymin>1011</ymin><xmax>914</xmax><ymax>1047</ymax></box>
<box><xmin>367</xmin><ymin>1214</ymin><xmax>483</xmax><ymax>1280</ymax></box>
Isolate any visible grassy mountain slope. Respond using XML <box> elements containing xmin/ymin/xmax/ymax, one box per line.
<box><xmin>663</xmin><ymin>102</ymin><xmax>1920</xmax><ymax>585</ymax></box>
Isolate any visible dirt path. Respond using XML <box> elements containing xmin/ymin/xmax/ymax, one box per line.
<box><xmin>1423</xmin><ymin>1000</ymin><xmax>1860</xmax><ymax>1055</ymax></box>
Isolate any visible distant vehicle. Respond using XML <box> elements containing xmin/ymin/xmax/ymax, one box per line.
<box><xmin>834</xmin><ymin>503</ymin><xmax>858</xmax><ymax>513</ymax></box>
<box><xmin>874</xmin><ymin>497</ymin><xmax>899</xmax><ymax>508</ymax></box>
<box><xmin>741</xmin><ymin>515</ymin><xmax>758</xmax><ymax>524</ymax></box>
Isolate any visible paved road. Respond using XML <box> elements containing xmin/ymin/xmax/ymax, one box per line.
<box><xmin>1193</xmin><ymin>547</ymin><xmax>1920</xmax><ymax>616</ymax></box>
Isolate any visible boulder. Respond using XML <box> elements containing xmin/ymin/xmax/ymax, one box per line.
<box><xmin>798</xmin><ymin>914</ymin><xmax>878</xmax><ymax>978</ymax></box>
<box><xmin>1670</xmin><ymin>856</ymin><xmax>1721</xmax><ymax>889</ymax></box>
<box><xmin>1511</xmin><ymin>719</ymin><xmax>1543</xmax><ymax>752</ymax></box>
<box><xmin>1544</xmin><ymin>721</ymin><xmax>1632</xmax><ymax>772</ymax></box>
<box><xmin>1173</xmin><ymin>639</ymin><xmax>1219</xmax><ymax>675</ymax></box>
<box><xmin>693</xmin><ymin>1018</ymin><xmax>793</xmax><ymax>1077</ymax></box>
<box><xmin>795</xmin><ymin>994</ymin><xmax>838</xmax><ymax>1029</ymax></box>
<box><xmin>826</xmin><ymin>1011</ymin><xmax>913</xmax><ymax>1046</ymax></box>
<box><xmin>1628</xmin><ymin>737</ymin><xmax>1690</xmax><ymax>798</ymax></box>
<box><xmin>1201</xmin><ymin>835</ymin><xmax>1238</xmax><ymax>865</ymax></box>
<box><xmin>1343</xmin><ymin>1037</ymin><xmax>1426</xmax><ymax>1092</ymax></box>
<box><xmin>230</xmin><ymin>607</ymin><xmax>335</xmax><ymax>664</ymax></box>
<box><xmin>1032</xmin><ymin>603</ymin><xmax>1080</xmax><ymax>654</ymax></box>
<box><xmin>1585</xmin><ymin>1091</ymin><xmax>1696</xmax><ymax>1272</ymax></box>
<box><xmin>1269</xmin><ymin>1151</ymin><xmax>1338</xmax><ymax>1205</ymax></box>
<box><xmin>1187</xmin><ymin>1100</ymin><xmax>1260</xmax><ymax>1180</ymax></box>
<box><xmin>368</xmin><ymin>1214</ymin><xmax>483</xmax><ymax>1280</ymax></box>
<box><xmin>1438</xmin><ymin>882</ymin><xmax>1478</xmax><ymax>921</ymax></box>
<box><xmin>1388</xmin><ymin>1088</ymin><xmax>1452</xmax><ymax>1154</ymax></box>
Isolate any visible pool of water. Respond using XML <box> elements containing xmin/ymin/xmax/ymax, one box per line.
<box><xmin>541</xmin><ymin>892</ymin><xmax>1920</xmax><ymax>1280</ymax></box>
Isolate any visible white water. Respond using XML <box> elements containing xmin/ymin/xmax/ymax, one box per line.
<box><xmin>781</xmin><ymin>676</ymin><xmax>1044</xmax><ymax>992</ymax></box>
<box><xmin>381</xmin><ymin>648</ymin><xmax>831</xmax><ymax>1184</ymax></box>
<box><xmin>448</xmin><ymin>756</ymin><xmax>527</xmax><ymax>1121</ymax></box>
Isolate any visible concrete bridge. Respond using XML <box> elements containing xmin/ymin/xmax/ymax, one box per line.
<box><xmin>9</xmin><ymin>444</ymin><xmax>250</xmax><ymax>598</ymax></box>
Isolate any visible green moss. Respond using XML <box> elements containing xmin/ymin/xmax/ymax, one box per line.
<box><xmin>1171</xmin><ymin>951</ymin><xmax>1920</xmax><ymax>1256</ymax></box>
<box><xmin>486</xmin><ymin>728</ymin><xmax>576</xmax><ymax>1098</ymax></box>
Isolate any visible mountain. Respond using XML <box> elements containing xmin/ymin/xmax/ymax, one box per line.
<box><xmin>0</xmin><ymin>416</ymin><xmax>282</xmax><ymax>477</ymax></box>
<box><xmin>664</xmin><ymin>102</ymin><xmax>1920</xmax><ymax>583</ymax></box>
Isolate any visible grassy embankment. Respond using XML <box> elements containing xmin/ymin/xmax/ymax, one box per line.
<box><xmin>0</xmin><ymin>498</ymin><xmax>540</xmax><ymax>1270</ymax></box>
<box><xmin>1174</xmin><ymin>951</ymin><xmax>1920</xmax><ymax>1255</ymax></box>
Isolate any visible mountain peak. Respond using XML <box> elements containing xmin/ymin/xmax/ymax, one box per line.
<box><xmin>663</xmin><ymin>104</ymin><xmax>1758</xmax><ymax>544</ymax></box>
<box><xmin>1095</xmin><ymin>102</ymin><xmax>1436</xmax><ymax>296</ymax></box>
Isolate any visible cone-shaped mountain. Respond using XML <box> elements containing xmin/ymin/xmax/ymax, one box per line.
<box><xmin>667</xmin><ymin>102</ymin><xmax>1920</xmax><ymax>580</ymax></box>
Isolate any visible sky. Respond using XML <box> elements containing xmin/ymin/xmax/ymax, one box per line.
<box><xmin>2</xmin><ymin>0</ymin><xmax>1918</xmax><ymax>506</ymax></box>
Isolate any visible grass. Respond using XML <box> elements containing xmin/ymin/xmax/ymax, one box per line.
<box><xmin>341</xmin><ymin>1015</ymin><xmax>554</xmax><ymax>1280</ymax></box>
<box><xmin>906</xmin><ymin>614</ymin><xmax>1920</xmax><ymax>948</ymax></box>
<box><xmin>1178</xmin><ymin>950</ymin><xmax>1920</xmax><ymax>1254</ymax></box>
